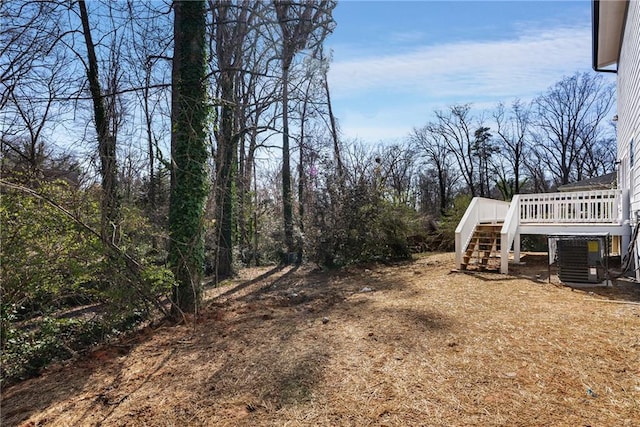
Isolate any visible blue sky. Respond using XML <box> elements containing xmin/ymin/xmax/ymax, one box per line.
<box><xmin>326</xmin><ymin>0</ymin><xmax>615</xmax><ymax>143</ymax></box>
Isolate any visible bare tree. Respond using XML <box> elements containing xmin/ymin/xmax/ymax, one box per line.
<box><xmin>231</xmin><ymin>5</ymin><xmax>283</xmax><ymax>266</ymax></box>
<box><xmin>531</xmin><ymin>72</ymin><xmax>615</xmax><ymax>187</ymax></box>
<box><xmin>293</xmin><ymin>49</ymin><xmax>340</xmax><ymax>259</ymax></box>
<box><xmin>410</xmin><ymin>125</ymin><xmax>458</xmax><ymax>216</ymax></box>
<box><xmin>0</xmin><ymin>1</ymin><xmax>81</xmax><ymax>184</ymax></box>
<box><xmin>0</xmin><ymin>2</ymin><xmax>69</xmax><ymax>111</ymax></box>
<box><xmin>2</xmin><ymin>60</ymin><xmax>74</xmax><ymax>181</ymax></box>
<box><xmin>578</xmin><ymin>132</ymin><xmax>616</xmax><ymax>178</ymax></box>
<box><xmin>296</xmin><ymin>62</ymin><xmax>316</xmax><ymax>256</ymax></box>
<box><xmin>78</xmin><ymin>0</ymin><xmax>121</xmax><ymax>244</ymax></box>
<box><xmin>492</xmin><ymin>99</ymin><xmax>531</xmax><ymax>198</ymax></box>
<box><xmin>274</xmin><ymin>0</ymin><xmax>336</xmax><ymax>257</ymax></box>
<box><xmin>433</xmin><ymin>104</ymin><xmax>480</xmax><ymax>197</ymax></box>
<box><xmin>375</xmin><ymin>144</ymin><xmax>417</xmax><ymax>206</ymax></box>
<box><xmin>208</xmin><ymin>0</ymin><xmax>254</xmax><ymax>278</ymax></box>
<box><xmin>123</xmin><ymin>1</ymin><xmax>174</xmax><ymax>222</ymax></box>
<box><xmin>523</xmin><ymin>156</ymin><xmax>553</xmax><ymax>193</ymax></box>
<box><xmin>315</xmin><ymin>46</ymin><xmax>343</xmax><ymax>179</ymax></box>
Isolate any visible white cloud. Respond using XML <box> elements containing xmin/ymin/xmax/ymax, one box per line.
<box><xmin>328</xmin><ymin>25</ymin><xmax>592</xmax><ymax>102</ymax></box>
<box><xmin>327</xmin><ymin>23</ymin><xmax>605</xmax><ymax>142</ymax></box>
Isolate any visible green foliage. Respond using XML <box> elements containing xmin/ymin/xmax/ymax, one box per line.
<box><xmin>119</xmin><ymin>204</ymin><xmax>168</xmax><ymax>263</ymax></box>
<box><xmin>521</xmin><ymin>234</ymin><xmax>548</xmax><ymax>252</ymax></box>
<box><xmin>495</xmin><ymin>178</ymin><xmax>529</xmax><ymax>202</ymax></box>
<box><xmin>249</xmin><ymin>199</ymin><xmax>289</xmax><ymax>266</ymax></box>
<box><xmin>0</xmin><ymin>180</ymin><xmax>174</xmax><ymax>384</ymax></box>
<box><xmin>1</xmin><ymin>182</ymin><xmax>104</xmax><ymax>317</ymax></box>
<box><xmin>438</xmin><ymin>193</ymin><xmax>473</xmax><ymax>251</ymax></box>
<box><xmin>1</xmin><ymin>315</ymin><xmax>74</xmax><ymax>381</ymax></box>
<box><xmin>1</xmin><ymin>313</ymin><xmax>142</xmax><ymax>383</ymax></box>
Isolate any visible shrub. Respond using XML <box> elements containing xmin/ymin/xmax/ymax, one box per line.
<box><xmin>0</xmin><ymin>180</ymin><xmax>173</xmax><ymax>384</ymax></box>
<box><xmin>306</xmin><ymin>180</ymin><xmax>419</xmax><ymax>266</ymax></box>
<box><xmin>437</xmin><ymin>194</ymin><xmax>473</xmax><ymax>251</ymax></box>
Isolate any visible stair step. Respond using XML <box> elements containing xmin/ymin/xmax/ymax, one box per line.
<box><xmin>462</xmin><ymin>224</ymin><xmax>503</xmax><ymax>271</ymax></box>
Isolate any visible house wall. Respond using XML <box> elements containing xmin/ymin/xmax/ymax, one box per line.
<box><xmin>619</xmin><ymin>0</ymin><xmax>640</xmax><ymax>217</ymax></box>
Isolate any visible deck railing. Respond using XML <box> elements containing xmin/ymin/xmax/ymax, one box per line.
<box><xmin>518</xmin><ymin>189</ymin><xmax>623</xmax><ymax>224</ymax></box>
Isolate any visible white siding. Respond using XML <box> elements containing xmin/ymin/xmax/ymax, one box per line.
<box><xmin>619</xmin><ymin>0</ymin><xmax>640</xmax><ymax>216</ymax></box>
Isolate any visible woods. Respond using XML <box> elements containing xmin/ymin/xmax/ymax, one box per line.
<box><xmin>1</xmin><ymin>0</ymin><xmax>616</xmax><ymax>384</ymax></box>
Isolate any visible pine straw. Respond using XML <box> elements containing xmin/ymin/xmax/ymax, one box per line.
<box><xmin>2</xmin><ymin>253</ymin><xmax>640</xmax><ymax>426</ymax></box>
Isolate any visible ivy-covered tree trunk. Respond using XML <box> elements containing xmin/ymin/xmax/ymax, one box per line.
<box><xmin>169</xmin><ymin>0</ymin><xmax>209</xmax><ymax>315</ymax></box>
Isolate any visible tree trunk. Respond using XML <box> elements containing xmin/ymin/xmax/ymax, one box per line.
<box><xmin>78</xmin><ymin>0</ymin><xmax>120</xmax><ymax>245</ymax></box>
<box><xmin>281</xmin><ymin>63</ymin><xmax>294</xmax><ymax>256</ymax></box>
<box><xmin>275</xmin><ymin>0</ymin><xmax>335</xmax><ymax>260</ymax></box>
<box><xmin>438</xmin><ymin>167</ymin><xmax>447</xmax><ymax>216</ymax></box>
<box><xmin>324</xmin><ymin>71</ymin><xmax>343</xmax><ymax>179</ymax></box>
<box><xmin>298</xmin><ymin>79</ymin><xmax>310</xmax><ymax>262</ymax></box>
<box><xmin>169</xmin><ymin>0</ymin><xmax>209</xmax><ymax>315</ymax></box>
<box><xmin>214</xmin><ymin>90</ymin><xmax>236</xmax><ymax>278</ymax></box>
<box><xmin>143</xmin><ymin>68</ymin><xmax>156</xmax><ymax>225</ymax></box>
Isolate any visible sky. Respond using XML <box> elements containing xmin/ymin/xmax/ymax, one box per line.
<box><xmin>325</xmin><ymin>0</ymin><xmax>616</xmax><ymax>144</ymax></box>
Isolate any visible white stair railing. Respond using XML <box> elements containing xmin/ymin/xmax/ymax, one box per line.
<box><xmin>455</xmin><ymin>197</ymin><xmax>510</xmax><ymax>270</ymax></box>
<box><xmin>500</xmin><ymin>195</ymin><xmax>521</xmax><ymax>274</ymax></box>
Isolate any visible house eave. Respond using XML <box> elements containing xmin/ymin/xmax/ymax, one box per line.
<box><xmin>592</xmin><ymin>0</ymin><xmax>628</xmax><ymax>73</ymax></box>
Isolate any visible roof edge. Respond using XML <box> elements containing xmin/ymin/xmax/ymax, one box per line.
<box><xmin>592</xmin><ymin>0</ymin><xmax>628</xmax><ymax>73</ymax></box>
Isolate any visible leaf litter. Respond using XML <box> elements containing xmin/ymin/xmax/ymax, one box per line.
<box><xmin>2</xmin><ymin>253</ymin><xmax>639</xmax><ymax>426</ymax></box>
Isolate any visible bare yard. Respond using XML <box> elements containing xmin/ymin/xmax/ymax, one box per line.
<box><xmin>2</xmin><ymin>253</ymin><xmax>640</xmax><ymax>426</ymax></box>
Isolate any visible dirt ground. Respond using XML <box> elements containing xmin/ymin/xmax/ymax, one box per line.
<box><xmin>2</xmin><ymin>252</ymin><xmax>640</xmax><ymax>426</ymax></box>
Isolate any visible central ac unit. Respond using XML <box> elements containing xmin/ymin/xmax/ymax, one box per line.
<box><xmin>553</xmin><ymin>236</ymin><xmax>607</xmax><ymax>284</ymax></box>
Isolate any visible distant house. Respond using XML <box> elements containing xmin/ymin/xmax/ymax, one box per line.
<box><xmin>454</xmin><ymin>0</ymin><xmax>639</xmax><ymax>278</ymax></box>
<box><xmin>557</xmin><ymin>172</ymin><xmax>617</xmax><ymax>193</ymax></box>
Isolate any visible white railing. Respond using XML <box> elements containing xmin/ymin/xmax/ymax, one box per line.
<box><xmin>455</xmin><ymin>197</ymin><xmax>510</xmax><ymax>269</ymax></box>
<box><xmin>500</xmin><ymin>195</ymin><xmax>521</xmax><ymax>274</ymax></box>
<box><xmin>518</xmin><ymin>189</ymin><xmax>623</xmax><ymax>224</ymax></box>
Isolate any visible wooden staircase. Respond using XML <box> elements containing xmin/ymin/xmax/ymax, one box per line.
<box><xmin>460</xmin><ymin>223</ymin><xmax>502</xmax><ymax>271</ymax></box>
